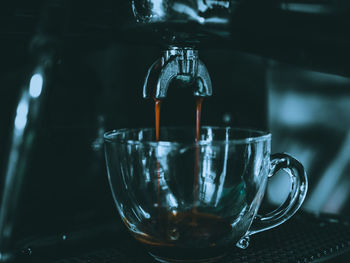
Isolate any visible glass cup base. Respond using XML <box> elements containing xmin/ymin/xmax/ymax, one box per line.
<box><xmin>149</xmin><ymin>252</ymin><xmax>227</xmax><ymax>263</ymax></box>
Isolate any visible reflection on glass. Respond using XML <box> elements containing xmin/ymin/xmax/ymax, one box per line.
<box><xmin>14</xmin><ymin>96</ymin><xmax>29</xmax><ymax>131</ymax></box>
<box><xmin>29</xmin><ymin>73</ymin><xmax>43</xmax><ymax>98</ymax></box>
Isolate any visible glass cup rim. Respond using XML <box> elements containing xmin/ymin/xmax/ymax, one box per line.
<box><xmin>104</xmin><ymin>126</ymin><xmax>271</xmax><ymax>146</ymax></box>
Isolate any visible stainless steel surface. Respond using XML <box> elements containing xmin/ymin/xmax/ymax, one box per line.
<box><xmin>132</xmin><ymin>0</ymin><xmax>232</xmax><ymax>25</ymax></box>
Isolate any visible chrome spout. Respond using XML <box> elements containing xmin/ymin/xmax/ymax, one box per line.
<box><xmin>143</xmin><ymin>47</ymin><xmax>212</xmax><ymax>99</ymax></box>
<box><xmin>194</xmin><ymin>60</ymin><xmax>212</xmax><ymax>97</ymax></box>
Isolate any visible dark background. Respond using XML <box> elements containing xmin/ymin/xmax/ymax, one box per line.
<box><xmin>0</xmin><ymin>0</ymin><xmax>350</xmax><ymax>262</ymax></box>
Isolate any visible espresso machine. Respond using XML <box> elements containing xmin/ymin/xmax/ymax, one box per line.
<box><xmin>1</xmin><ymin>0</ymin><xmax>350</xmax><ymax>262</ymax></box>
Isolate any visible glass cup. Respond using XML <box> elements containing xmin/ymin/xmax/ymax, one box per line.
<box><xmin>104</xmin><ymin>127</ymin><xmax>308</xmax><ymax>263</ymax></box>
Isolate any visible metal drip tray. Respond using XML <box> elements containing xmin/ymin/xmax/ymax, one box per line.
<box><xmin>51</xmin><ymin>212</ymin><xmax>350</xmax><ymax>263</ymax></box>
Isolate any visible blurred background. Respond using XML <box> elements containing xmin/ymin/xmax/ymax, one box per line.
<box><xmin>268</xmin><ymin>62</ymin><xmax>350</xmax><ymax>216</ymax></box>
<box><xmin>0</xmin><ymin>0</ymin><xmax>350</xmax><ymax>262</ymax></box>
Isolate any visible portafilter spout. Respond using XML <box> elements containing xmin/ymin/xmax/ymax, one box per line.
<box><xmin>143</xmin><ymin>46</ymin><xmax>212</xmax><ymax>99</ymax></box>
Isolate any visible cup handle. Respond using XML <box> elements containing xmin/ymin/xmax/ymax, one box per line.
<box><xmin>236</xmin><ymin>153</ymin><xmax>308</xmax><ymax>249</ymax></box>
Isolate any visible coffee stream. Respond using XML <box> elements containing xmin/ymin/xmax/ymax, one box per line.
<box><xmin>140</xmin><ymin>99</ymin><xmax>231</xmax><ymax>258</ymax></box>
<box><xmin>154</xmin><ymin>97</ymin><xmax>203</xmax><ymax>141</ymax></box>
<box><xmin>195</xmin><ymin>97</ymin><xmax>203</xmax><ymax>142</ymax></box>
<box><xmin>154</xmin><ymin>98</ymin><xmax>162</xmax><ymax>209</ymax></box>
<box><xmin>147</xmin><ymin>96</ymin><xmax>228</xmax><ymax>258</ymax></box>
<box><xmin>154</xmin><ymin>99</ymin><xmax>162</xmax><ymax>142</ymax></box>
<box><xmin>193</xmin><ymin>97</ymin><xmax>203</xmax><ymax>213</ymax></box>
<box><xmin>154</xmin><ymin>96</ymin><xmax>204</xmax><ymax>212</ymax></box>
